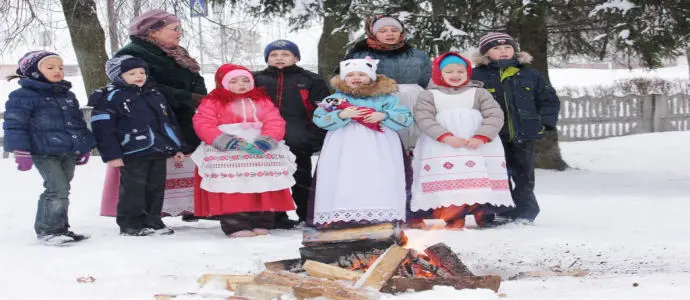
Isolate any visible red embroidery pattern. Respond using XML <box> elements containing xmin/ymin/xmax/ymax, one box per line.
<box><xmin>443</xmin><ymin>162</ymin><xmax>454</xmax><ymax>169</ymax></box>
<box><xmin>165</xmin><ymin>178</ymin><xmax>194</xmax><ymax>189</ymax></box>
<box><xmin>490</xmin><ymin>180</ymin><xmax>510</xmax><ymax>190</ymax></box>
<box><xmin>421</xmin><ymin>178</ymin><xmax>490</xmax><ymax>193</ymax></box>
<box><xmin>465</xmin><ymin>160</ymin><xmax>476</xmax><ymax>168</ymax></box>
<box><xmin>501</xmin><ymin>161</ymin><xmax>507</xmax><ymax>169</ymax></box>
<box><xmin>424</xmin><ymin>164</ymin><xmax>431</xmax><ymax>171</ymax></box>
<box><xmin>174</xmin><ymin>162</ymin><xmax>184</xmax><ymax>169</ymax></box>
<box><xmin>203</xmin><ymin>170</ymin><xmax>290</xmax><ymax>179</ymax></box>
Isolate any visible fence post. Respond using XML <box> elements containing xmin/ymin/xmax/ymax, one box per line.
<box><xmin>652</xmin><ymin>94</ymin><xmax>668</xmax><ymax>132</ymax></box>
<box><xmin>640</xmin><ymin>95</ymin><xmax>654</xmax><ymax>134</ymax></box>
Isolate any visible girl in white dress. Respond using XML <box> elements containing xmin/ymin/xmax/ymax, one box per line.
<box><xmin>310</xmin><ymin>57</ymin><xmax>413</xmax><ymax>229</ymax></box>
<box><xmin>411</xmin><ymin>52</ymin><xmax>514</xmax><ymax>229</ymax></box>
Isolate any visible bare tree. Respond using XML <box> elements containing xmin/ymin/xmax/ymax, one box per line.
<box><xmin>107</xmin><ymin>0</ymin><xmax>119</xmax><ymax>54</ymax></box>
<box><xmin>132</xmin><ymin>0</ymin><xmax>142</xmax><ymax>18</ymax></box>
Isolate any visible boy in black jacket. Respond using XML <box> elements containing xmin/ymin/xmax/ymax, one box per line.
<box><xmin>89</xmin><ymin>55</ymin><xmax>185</xmax><ymax>236</ymax></box>
<box><xmin>471</xmin><ymin>32</ymin><xmax>561</xmax><ymax>224</ymax></box>
<box><xmin>254</xmin><ymin>40</ymin><xmax>330</xmax><ymax>228</ymax></box>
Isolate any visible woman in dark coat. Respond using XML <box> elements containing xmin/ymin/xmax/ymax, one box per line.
<box><xmin>99</xmin><ymin>9</ymin><xmax>206</xmax><ymax>220</ymax></box>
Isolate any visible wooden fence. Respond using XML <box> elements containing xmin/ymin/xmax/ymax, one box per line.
<box><xmin>557</xmin><ymin>94</ymin><xmax>690</xmax><ymax>141</ymax></box>
<box><xmin>1</xmin><ymin>95</ymin><xmax>689</xmax><ymax>157</ymax></box>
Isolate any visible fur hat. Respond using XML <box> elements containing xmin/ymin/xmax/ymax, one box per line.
<box><xmin>479</xmin><ymin>32</ymin><xmax>518</xmax><ymax>55</ymax></box>
<box><xmin>128</xmin><ymin>9</ymin><xmax>180</xmax><ymax>36</ymax></box>
<box><xmin>105</xmin><ymin>55</ymin><xmax>148</xmax><ymax>82</ymax></box>
<box><xmin>16</xmin><ymin>50</ymin><xmax>61</xmax><ymax>82</ymax></box>
<box><xmin>263</xmin><ymin>40</ymin><xmax>301</xmax><ymax>62</ymax></box>
<box><xmin>339</xmin><ymin>57</ymin><xmax>379</xmax><ymax>81</ymax></box>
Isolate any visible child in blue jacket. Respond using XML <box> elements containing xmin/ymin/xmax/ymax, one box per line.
<box><xmin>89</xmin><ymin>55</ymin><xmax>184</xmax><ymax>236</ymax></box>
<box><xmin>471</xmin><ymin>32</ymin><xmax>561</xmax><ymax>224</ymax></box>
<box><xmin>3</xmin><ymin>51</ymin><xmax>95</xmax><ymax>245</ymax></box>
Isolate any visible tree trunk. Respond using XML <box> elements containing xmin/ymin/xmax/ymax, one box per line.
<box><xmin>107</xmin><ymin>0</ymin><xmax>119</xmax><ymax>54</ymax></box>
<box><xmin>430</xmin><ymin>0</ymin><xmax>450</xmax><ymax>55</ymax></box>
<box><xmin>317</xmin><ymin>0</ymin><xmax>354</xmax><ymax>79</ymax></box>
<box><xmin>132</xmin><ymin>0</ymin><xmax>142</xmax><ymax>18</ymax></box>
<box><xmin>686</xmin><ymin>46</ymin><xmax>689</xmax><ymax>79</ymax></box>
<box><xmin>508</xmin><ymin>1</ymin><xmax>568</xmax><ymax>171</ymax></box>
<box><xmin>59</xmin><ymin>0</ymin><xmax>109</xmax><ymax>94</ymax></box>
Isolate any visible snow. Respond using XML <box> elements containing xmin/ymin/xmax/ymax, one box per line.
<box><xmin>589</xmin><ymin>0</ymin><xmax>637</xmax><ymax>17</ymax></box>
<box><xmin>1</xmin><ymin>131</ymin><xmax>689</xmax><ymax>299</ymax></box>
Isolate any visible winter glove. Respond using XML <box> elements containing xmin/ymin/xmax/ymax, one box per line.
<box><xmin>253</xmin><ymin>136</ymin><xmax>278</xmax><ymax>153</ymax></box>
<box><xmin>76</xmin><ymin>152</ymin><xmax>91</xmax><ymax>165</ymax></box>
<box><xmin>14</xmin><ymin>151</ymin><xmax>33</xmax><ymax>171</ymax></box>
<box><xmin>211</xmin><ymin>134</ymin><xmax>245</xmax><ymax>151</ymax></box>
<box><xmin>239</xmin><ymin>142</ymin><xmax>265</xmax><ymax>156</ymax></box>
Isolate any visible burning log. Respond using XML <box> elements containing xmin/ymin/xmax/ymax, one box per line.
<box><xmin>302</xmin><ymin>223</ymin><xmax>400</xmax><ymax>246</ymax></box>
<box><xmin>197</xmin><ymin>274</ymin><xmax>254</xmax><ymax>291</ymax></box>
<box><xmin>264</xmin><ymin>258</ymin><xmax>304</xmax><ymax>273</ymax></box>
<box><xmin>234</xmin><ymin>283</ymin><xmax>293</xmax><ymax>300</ymax></box>
<box><xmin>423</xmin><ymin>243</ymin><xmax>473</xmax><ymax>277</ymax></box>
<box><xmin>381</xmin><ymin>275</ymin><xmax>502</xmax><ymax>294</ymax></box>
<box><xmin>355</xmin><ymin>245</ymin><xmax>410</xmax><ymax>290</ymax></box>
<box><xmin>303</xmin><ymin>260</ymin><xmax>363</xmax><ymax>281</ymax></box>
<box><xmin>253</xmin><ymin>270</ymin><xmax>380</xmax><ymax>300</ymax></box>
<box><xmin>412</xmin><ymin>256</ymin><xmax>453</xmax><ymax>278</ymax></box>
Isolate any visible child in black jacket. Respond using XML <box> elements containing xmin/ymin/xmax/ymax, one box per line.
<box><xmin>89</xmin><ymin>55</ymin><xmax>185</xmax><ymax>236</ymax></box>
<box><xmin>254</xmin><ymin>40</ymin><xmax>331</xmax><ymax>228</ymax></box>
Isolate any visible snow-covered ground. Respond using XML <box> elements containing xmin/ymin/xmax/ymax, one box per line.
<box><xmin>1</xmin><ymin>131</ymin><xmax>689</xmax><ymax>299</ymax></box>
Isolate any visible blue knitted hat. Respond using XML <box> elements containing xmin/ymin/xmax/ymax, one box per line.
<box><xmin>264</xmin><ymin>40</ymin><xmax>301</xmax><ymax>62</ymax></box>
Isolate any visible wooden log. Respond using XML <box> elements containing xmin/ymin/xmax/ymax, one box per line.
<box><xmin>380</xmin><ymin>276</ymin><xmax>502</xmax><ymax>294</ymax></box>
<box><xmin>303</xmin><ymin>260</ymin><xmax>363</xmax><ymax>281</ymax></box>
<box><xmin>302</xmin><ymin>223</ymin><xmax>398</xmax><ymax>246</ymax></box>
<box><xmin>253</xmin><ymin>270</ymin><xmax>380</xmax><ymax>300</ymax></box>
<box><xmin>154</xmin><ymin>293</ymin><xmax>247</xmax><ymax>299</ymax></box>
<box><xmin>299</xmin><ymin>240</ymin><xmax>392</xmax><ymax>265</ymax></box>
<box><xmin>264</xmin><ymin>258</ymin><xmax>305</xmax><ymax>273</ymax></box>
<box><xmin>355</xmin><ymin>245</ymin><xmax>410</xmax><ymax>290</ymax></box>
<box><xmin>234</xmin><ymin>283</ymin><xmax>293</xmax><ymax>300</ymax></box>
<box><xmin>197</xmin><ymin>274</ymin><xmax>254</xmax><ymax>291</ymax></box>
<box><xmin>424</xmin><ymin>243</ymin><xmax>473</xmax><ymax>276</ymax></box>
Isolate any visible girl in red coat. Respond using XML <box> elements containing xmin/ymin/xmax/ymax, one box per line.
<box><xmin>191</xmin><ymin>64</ymin><xmax>296</xmax><ymax>238</ymax></box>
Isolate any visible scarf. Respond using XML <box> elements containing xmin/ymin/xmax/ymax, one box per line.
<box><xmin>142</xmin><ymin>36</ymin><xmax>201</xmax><ymax>73</ymax></box>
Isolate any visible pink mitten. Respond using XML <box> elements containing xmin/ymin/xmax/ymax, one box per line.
<box><xmin>15</xmin><ymin>151</ymin><xmax>33</xmax><ymax>171</ymax></box>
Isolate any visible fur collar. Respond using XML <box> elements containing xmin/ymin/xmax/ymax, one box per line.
<box><xmin>471</xmin><ymin>51</ymin><xmax>534</xmax><ymax>66</ymax></box>
<box><xmin>330</xmin><ymin>74</ymin><xmax>398</xmax><ymax>97</ymax></box>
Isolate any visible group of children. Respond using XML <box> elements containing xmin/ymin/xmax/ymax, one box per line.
<box><xmin>3</xmin><ymin>15</ymin><xmax>559</xmax><ymax>244</ymax></box>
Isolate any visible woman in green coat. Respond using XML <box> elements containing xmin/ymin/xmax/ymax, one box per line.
<box><xmin>98</xmin><ymin>9</ymin><xmax>206</xmax><ymax>222</ymax></box>
<box><xmin>116</xmin><ymin>9</ymin><xmax>207</xmax><ymax>153</ymax></box>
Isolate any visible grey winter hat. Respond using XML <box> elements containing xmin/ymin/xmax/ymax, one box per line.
<box><xmin>105</xmin><ymin>55</ymin><xmax>148</xmax><ymax>82</ymax></box>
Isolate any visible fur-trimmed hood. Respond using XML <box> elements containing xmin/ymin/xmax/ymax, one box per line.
<box><xmin>471</xmin><ymin>51</ymin><xmax>534</xmax><ymax>67</ymax></box>
<box><xmin>330</xmin><ymin>74</ymin><xmax>398</xmax><ymax>97</ymax></box>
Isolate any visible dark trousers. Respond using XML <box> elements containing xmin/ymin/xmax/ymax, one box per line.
<box><xmin>276</xmin><ymin>151</ymin><xmax>312</xmax><ymax>222</ymax></box>
<box><xmin>32</xmin><ymin>154</ymin><xmax>76</xmax><ymax>236</ymax></box>
<box><xmin>220</xmin><ymin>212</ymin><xmax>275</xmax><ymax>235</ymax></box>
<box><xmin>116</xmin><ymin>156</ymin><xmax>167</xmax><ymax>231</ymax></box>
<box><xmin>501</xmin><ymin>140</ymin><xmax>540</xmax><ymax>221</ymax></box>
